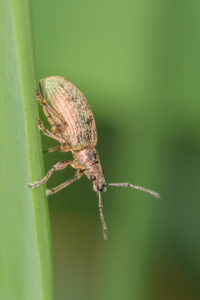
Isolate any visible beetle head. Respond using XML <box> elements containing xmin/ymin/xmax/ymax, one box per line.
<box><xmin>73</xmin><ymin>147</ymin><xmax>107</xmax><ymax>193</ymax></box>
<box><xmin>87</xmin><ymin>167</ymin><xmax>107</xmax><ymax>193</ymax></box>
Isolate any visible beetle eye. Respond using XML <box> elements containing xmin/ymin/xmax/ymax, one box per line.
<box><xmin>90</xmin><ymin>175</ymin><xmax>96</xmax><ymax>181</ymax></box>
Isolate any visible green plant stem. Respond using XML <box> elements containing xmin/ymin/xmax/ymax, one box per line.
<box><xmin>0</xmin><ymin>1</ymin><xmax>53</xmax><ymax>299</ymax></box>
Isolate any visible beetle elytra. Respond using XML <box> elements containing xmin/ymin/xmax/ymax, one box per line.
<box><xmin>28</xmin><ymin>76</ymin><xmax>160</xmax><ymax>240</ymax></box>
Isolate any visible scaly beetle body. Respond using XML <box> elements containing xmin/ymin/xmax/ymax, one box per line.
<box><xmin>28</xmin><ymin>76</ymin><xmax>160</xmax><ymax>239</ymax></box>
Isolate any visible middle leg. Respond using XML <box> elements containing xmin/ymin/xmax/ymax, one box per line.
<box><xmin>43</xmin><ymin>145</ymin><xmax>61</xmax><ymax>154</ymax></box>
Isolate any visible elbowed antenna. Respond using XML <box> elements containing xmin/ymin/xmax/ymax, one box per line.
<box><xmin>108</xmin><ymin>182</ymin><xmax>160</xmax><ymax>199</ymax></box>
<box><xmin>98</xmin><ymin>191</ymin><xmax>108</xmax><ymax>240</ymax></box>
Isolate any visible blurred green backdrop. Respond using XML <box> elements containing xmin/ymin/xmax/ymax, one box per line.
<box><xmin>31</xmin><ymin>0</ymin><xmax>200</xmax><ymax>299</ymax></box>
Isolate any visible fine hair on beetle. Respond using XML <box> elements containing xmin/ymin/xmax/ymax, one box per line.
<box><xmin>28</xmin><ymin>76</ymin><xmax>160</xmax><ymax>240</ymax></box>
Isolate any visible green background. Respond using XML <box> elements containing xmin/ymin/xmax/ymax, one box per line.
<box><xmin>5</xmin><ymin>0</ymin><xmax>200</xmax><ymax>299</ymax></box>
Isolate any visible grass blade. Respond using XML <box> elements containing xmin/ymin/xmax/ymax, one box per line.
<box><xmin>0</xmin><ymin>1</ymin><xmax>53</xmax><ymax>299</ymax></box>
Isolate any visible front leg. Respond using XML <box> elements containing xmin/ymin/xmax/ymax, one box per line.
<box><xmin>27</xmin><ymin>160</ymin><xmax>73</xmax><ymax>189</ymax></box>
<box><xmin>46</xmin><ymin>170</ymin><xmax>83</xmax><ymax>195</ymax></box>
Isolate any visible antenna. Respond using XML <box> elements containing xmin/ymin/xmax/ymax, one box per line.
<box><xmin>108</xmin><ymin>182</ymin><xmax>160</xmax><ymax>199</ymax></box>
<box><xmin>98</xmin><ymin>191</ymin><xmax>108</xmax><ymax>240</ymax></box>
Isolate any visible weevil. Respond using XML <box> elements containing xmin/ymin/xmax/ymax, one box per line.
<box><xmin>28</xmin><ymin>76</ymin><xmax>160</xmax><ymax>239</ymax></box>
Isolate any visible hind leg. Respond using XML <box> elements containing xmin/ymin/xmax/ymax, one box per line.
<box><xmin>37</xmin><ymin>119</ymin><xmax>67</xmax><ymax>144</ymax></box>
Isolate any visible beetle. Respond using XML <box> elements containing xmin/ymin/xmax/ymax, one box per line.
<box><xmin>28</xmin><ymin>76</ymin><xmax>160</xmax><ymax>239</ymax></box>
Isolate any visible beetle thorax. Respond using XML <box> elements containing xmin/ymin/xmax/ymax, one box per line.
<box><xmin>72</xmin><ymin>146</ymin><xmax>107</xmax><ymax>192</ymax></box>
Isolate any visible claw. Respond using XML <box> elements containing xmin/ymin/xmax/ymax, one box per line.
<box><xmin>37</xmin><ymin>119</ymin><xmax>45</xmax><ymax>131</ymax></box>
<box><xmin>27</xmin><ymin>183</ymin><xmax>34</xmax><ymax>189</ymax></box>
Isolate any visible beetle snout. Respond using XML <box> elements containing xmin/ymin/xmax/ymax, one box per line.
<box><xmin>92</xmin><ymin>178</ymin><xmax>107</xmax><ymax>193</ymax></box>
<box><xmin>99</xmin><ymin>184</ymin><xmax>107</xmax><ymax>192</ymax></box>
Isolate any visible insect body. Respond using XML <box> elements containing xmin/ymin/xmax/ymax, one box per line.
<box><xmin>28</xmin><ymin>76</ymin><xmax>160</xmax><ymax>239</ymax></box>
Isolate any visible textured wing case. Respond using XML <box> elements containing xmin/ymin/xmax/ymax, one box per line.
<box><xmin>41</xmin><ymin>76</ymin><xmax>97</xmax><ymax>150</ymax></box>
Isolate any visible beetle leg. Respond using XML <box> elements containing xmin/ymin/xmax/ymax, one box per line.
<box><xmin>27</xmin><ymin>160</ymin><xmax>73</xmax><ymax>189</ymax></box>
<box><xmin>43</xmin><ymin>144</ymin><xmax>72</xmax><ymax>155</ymax></box>
<box><xmin>36</xmin><ymin>91</ymin><xmax>66</xmax><ymax>125</ymax></box>
<box><xmin>37</xmin><ymin>119</ymin><xmax>66</xmax><ymax>144</ymax></box>
<box><xmin>46</xmin><ymin>170</ymin><xmax>82</xmax><ymax>195</ymax></box>
<box><xmin>36</xmin><ymin>92</ymin><xmax>71</xmax><ymax>149</ymax></box>
<box><xmin>51</xmin><ymin>123</ymin><xmax>68</xmax><ymax>135</ymax></box>
<box><xmin>43</xmin><ymin>145</ymin><xmax>61</xmax><ymax>154</ymax></box>
<box><xmin>35</xmin><ymin>90</ymin><xmax>44</xmax><ymax>103</ymax></box>
<box><xmin>43</xmin><ymin>144</ymin><xmax>72</xmax><ymax>154</ymax></box>
<box><xmin>46</xmin><ymin>176</ymin><xmax>77</xmax><ymax>195</ymax></box>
